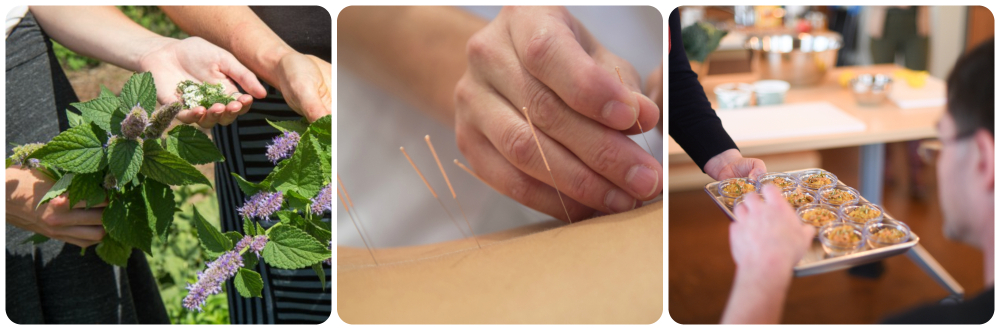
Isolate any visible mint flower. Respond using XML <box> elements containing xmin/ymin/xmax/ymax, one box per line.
<box><xmin>120</xmin><ymin>103</ymin><xmax>149</xmax><ymax>140</ymax></box>
<box><xmin>235</xmin><ymin>234</ymin><xmax>269</xmax><ymax>257</ymax></box>
<box><xmin>144</xmin><ymin>102</ymin><xmax>182</xmax><ymax>138</ymax></box>
<box><xmin>310</xmin><ymin>183</ymin><xmax>332</xmax><ymax>215</ymax></box>
<box><xmin>103</xmin><ymin>173</ymin><xmax>118</xmax><ymax>190</ymax></box>
<box><xmin>10</xmin><ymin>143</ymin><xmax>44</xmax><ymax>169</ymax></box>
<box><xmin>237</xmin><ymin>191</ymin><xmax>283</xmax><ymax>220</ymax></box>
<box><xmin>266</xmin><ymin>131</ymin><xmax>300</xmax><ymax>164</ymax></box>
<box><xmin>324</xmin><ymin>240</ymin><xmax>331</xmax><ymax>265</ymax></box>
<box><xmin>183</xmin><ymin>250</ymin><xmax>243</xmax><ymax>311</ymax></box>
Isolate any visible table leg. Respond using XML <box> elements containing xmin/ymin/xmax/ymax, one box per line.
<box><xmin>906</xmin><ymin>244</ymin><xmax>966</xmax><ymax>302</ymax></box>
<box><xmin>858</xmin><ymin>143</ymin><xmax>885</xmax><ymax>204</ymax></box>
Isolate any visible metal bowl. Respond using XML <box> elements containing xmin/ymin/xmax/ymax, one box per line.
<box><xmin>745</xmin><ymin>31</ymin><xmax>843</xmax><ymax>86</ymax></box>
<box><xmin>849</xmin><ymin>74</ymin><xmax>893</xmax><ymax>106</ymax></box>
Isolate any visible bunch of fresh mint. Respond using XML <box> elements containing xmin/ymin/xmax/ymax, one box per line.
<box><xmin>182</xmin><ymin>115</ymin><xmax>332</xmax><ymax>311</ymax></box>
<box><xmin>178</xmin><ymin>80</ymin><xmax>238</xmax><ymax>109</ymax></box>
<box><xmin>6</xmin><ymin>72</ymin><xmax>224</xmax><ymax>266</ymax></box>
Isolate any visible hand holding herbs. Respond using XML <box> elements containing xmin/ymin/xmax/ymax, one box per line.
<box><xmin>5</xmin><ymin>167</ymin><xmax>107</xmax><ymax>248</ymax></box>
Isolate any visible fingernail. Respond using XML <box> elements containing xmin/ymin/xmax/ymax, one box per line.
<box><xmin>626</xmin><ymin>164</ymin><xmax>659</xmax><ymax>198</ymax></box>
<box><xmin>602</xmin><ymin>99</ymin><xmax>636</xmax><ymax>128</ymax></box>
<box><xmin>604</xmin><ymin>189</ymin><xmax>637</xmax><ymax>213</ymax></box>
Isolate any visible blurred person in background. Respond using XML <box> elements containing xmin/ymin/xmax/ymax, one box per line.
<box><xmin>720</xmin><ymin>39</ymin><xmax>993</xmax><ymax>324</ymax></box>
<box><xmin>5</xmin><ymin>6</ymin><xmax>262</xmax><ymax>323</ymax></box>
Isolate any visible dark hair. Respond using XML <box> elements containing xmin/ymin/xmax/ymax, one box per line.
<box><xmin>946</xmin><ymin>38</ymin><xmax>994</xmax><ymax>138</ymax></box>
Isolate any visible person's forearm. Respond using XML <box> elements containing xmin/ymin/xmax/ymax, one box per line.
<box><xmin>720</xmin><ymin>266</ymin><xmax>793</xmax><ymax>324</ymax></box>
<box><xmin>29</xmin><ymin>6</ymin><xmax>170</xmax><ymax>72</ymax></box>
<box><xmin>159</xmin><ymin>6</ymin><xmax>293</xmax><ymax>87</ymax></box>
<box><xmin>338</xmin><ymin>6</ymin><xmax>486</xmax><ymax>127</ymax></box>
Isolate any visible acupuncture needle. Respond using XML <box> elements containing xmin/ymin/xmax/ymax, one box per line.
<box><xmin>425</xmin><ymin>136</ymin><xmax>481</xmax><ymax>249</ymax></box>
<box><xmin>616</xmin><ymin>66</ymin><xmax>654</xmax><ymax>157</ymax></box>
<box><xmin>337</xmin><ymin>174</ymin><xmax>375</xmax><ymax>253</ymax></box>
<box><xmin>400</xmin><ymin>146</ymin><xmax>469</xmax><ymax>238</ymax></box>
<box><xmin>337</xmin><ymin>184</ymin><xmax>377</xmax><ymax>265</ymax></box>
<box><xmin>453</xmin><ymin>159</ymin><xmax>488</xmax><ymax>186</ymax></box>
<box><xmin>523</xmin><ymin>106</ymin><xmax>573</xmax><ymax>223</ymax></box>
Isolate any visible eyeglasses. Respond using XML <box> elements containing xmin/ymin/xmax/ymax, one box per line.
<box><xmin>917</xmin><ymin>139</ymin><xmax>942</xmax><ymax>164</ymax></box>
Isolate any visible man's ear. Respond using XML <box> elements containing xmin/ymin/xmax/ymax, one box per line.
<box><xmin>972</xmin><ymin>129</ymin><xmax>994</xmax><ymax>192</ymax></box>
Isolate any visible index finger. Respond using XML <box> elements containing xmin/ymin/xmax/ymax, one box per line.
<box><xmin>509</xmin><ymin>9</ymin><xmax>639</xmax><ymax>130</ymax></box>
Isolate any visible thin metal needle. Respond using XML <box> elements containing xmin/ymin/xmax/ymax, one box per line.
<box><xmin>425</xmin><ymin>135</ymin><xmax>481</xmax><ymax>249</ymax></box>
<box><xmin>338</xmin><ymin>186</ymin><xmax>377</xmax><ymax>265</ymax></box>
<box><xmin>617</xmin><ymin>66</ymin><xmax>654</xmax><ymax>158</ymax></box>
<box><xmin>454</xmin><ymin>159</ymin><xmax>488</xmax><ymax>186</ymax></box>
<box><xmin>522</xmin><ymin>106</ymin><xmax>573</xmax><ymax>223</ymax></box>
<box><xmin>337</xmin><ymin>174</ymin><xmax>375</xmax><ymax>252</ymax></box>
<box><xmin>400</xmin><ymin>146</ymin><xmax>468</xmax><ymax>238</ymax></box>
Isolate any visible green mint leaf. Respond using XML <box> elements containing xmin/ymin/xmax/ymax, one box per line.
<box><xmin>110</xmin><ymin>104</ymin><xmax>128</xmax><ymax>136</ymax></box>
<box><xmin>312</xmin><ymin>262</ymin><xmax>327</xmax><ymax>290</ymax></box>
<box><xmin>6</xmin><ymin>158</ymin><xmax>12</xmax><ymax>169</ymax></box>
<box><xmin>261</xmin><ymin>224</ymin><xmax>330</xmax><ymax>269</ymax></box>
<box><xmin>193</xmin><ymin>206</ymin><xmax>232</xmax><ymax>255</ymax></box>
<box><xmin>120</xmin><ymin>72</ymin><xmax>156</xmax><ymax>114</ymax></box>
<box><xmin>270</xmin><ymin>133</ymin><xmax>324</xmax><ymax>198</ymax></box>
<box><xmin>99</xmin><ymin>85</ymin><xmax>117</xmax><ymax>99</ymax></box>
<box><xmin>165</xmin><ymin>125</ymin><xmax>224</xmax><ymax>165</ymax></box>
<box><xmin>71</xmin><ymin>97</ymin><xmax>120</xmax><ymax>132</ymax></box>
<box><xmin>275</xmin><ymin>210</ymin><xmax>305</xmax><ymax>226</ymax></box>
<box><xmin>233</xmin><ymin>268</ymin><xmax>263</xmax><ymax>298</ymax></box>
<box><xmin>304</xmin><ymin>219</ymin><xmax>332</xmax><ymax>244</ymax></box>
<box><xmin>283</xmin><ymin>188</ymin><xmax>312</xmax><ymax>214</ymax></box>
<box><xmin>96</xmin><ymin>236</ymin><xmax>131</xmax><ymax>267</ymax></box>
<box><xmin>23</xmin><ymin>233</ymin><xmax>50</xmax><ymax>244</ymax></box>
<box><xmin>255</xmin><ymin>222</ymin><xmax>266</xmax><ymax>238</ymax></box>
<box><xmin>308</xmin><ymin>115</ymin><xmax>332</xmax><ymax>142</ymax></box>
<box><xmin>37</xmin><ymin>173</ymin><xmax>74</xmax><ymax>209</ymax></box>
<box><xmin>266</xmin><ymin>118</ymin><xmax>309</xmax><ymax>134</ymax></box>
<box><xmin>143</xmin><ymin>179</ymin><xmax>175</xmax><ymax>241</ymax></box>
<box><xmin>108</xmin><ymin>138</ymin><xmax>143</xmax><ymax>185</ymax></box>
<box><xmin>66</xmin><ymin>110</ymin><xmax>84</xmax><ymax>128</ymax></box>
<box><xmin>33</xmin><ymin>124</ymin><xmax>106</xmax><ymax>173</ymax></box>
<box><xmin>231</xmin><ymin>173</ymin><xmax>263</xmax><ymax>196</ymax></box>
<box><xmin>243</xmin><ymin>251</ymin><xmax>259</xmax><ymax>269</ymax></box>
<box><xmin>140</xmin><ymin>139</ymin><xmax>211</xmax><ymax>185</ymax></box>
<box><xmin>67</xmin><ymin>172</ymin><xmax>106</xmax><ymax>209</ymax></box>
<box><xmin>243</xmin><ymin>216</ymin><xmax>256</xmax><ymax>236</ymax></box>
<box><xmin>224</xmin><ymin>231</ymin><xmax>243</xmax><ymax>247</ymax></box>
<box><xmin>102</xmin><ymin>187</ymin><xmax>153</xmax><ymax>255</ymax></box>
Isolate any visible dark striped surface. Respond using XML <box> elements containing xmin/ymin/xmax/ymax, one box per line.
<box><xmin>213</xmin><ymin>85</ymin><xmax>331</xmax><ymax>324</ymax></box>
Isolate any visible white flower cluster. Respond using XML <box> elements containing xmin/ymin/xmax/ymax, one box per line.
<box><xmin>180</xmin><ymin>83</ymin><xmax>204</xmax><ymax>109</ymax></box>
<box><xmin>178</xmin><ymin>80</ymin><xmax>232</xmax><ymax>109</ymax></box>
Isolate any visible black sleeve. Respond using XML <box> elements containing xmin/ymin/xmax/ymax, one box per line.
<box><xmin>667</xmin><ymin>8</ymin><xmax>738</xmax><ymax>171</ymax></box>
<box><xmin>881</xmin><ymin>287</ymin><xmax>994</xmax><ymax>324</ymax></box>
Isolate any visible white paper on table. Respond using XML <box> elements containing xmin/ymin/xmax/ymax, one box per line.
<box><xmin>889</xmin><ymin>76</ymin><xmax>947</xmax><ymax>109</ymax></box>
<box><xmin>715</xmin><ymin>101</ymin><xmax>867</xmax><ymax>142</ymax></box>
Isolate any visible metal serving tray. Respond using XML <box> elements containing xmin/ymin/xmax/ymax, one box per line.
<box><xmin>704</xmin><ymin>168</ymin><xmax>919</xmax><ymax>277</ymax></box>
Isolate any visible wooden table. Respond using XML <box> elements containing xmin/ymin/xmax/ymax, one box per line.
<box><xmin>668</xmin><ymin>64</ymin><xmax>963</xmax><ymax>300</ymax></box>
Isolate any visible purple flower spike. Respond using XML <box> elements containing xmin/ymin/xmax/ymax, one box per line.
<box><xmin>183</xmin><ymin>250</ymin><xmax>243</xmax><ymax>311</ymax></box>
<box><xmin>120</xmin><ymin>103</ymin><xmax>149</xmax><ymax>140</ymax></box>
<box><xmin>310</xmin><ymin>183</ymin><xmax>333</xmax><ymax>215</ymax></box>
<box><xmin>266</xmin><ymin>131</ymin><xmax>300</xmax><ymax>164</ymax></box>
<box><xmin>237</xmin><ymin>191</ymin><xmax>284</xmax><ymax>221</ymax></box>
<box><xmin>235</xmin><ymin>235</ymin><xmax>268</xmax><ymax>257</ymax></box>
<box><xmin>11</xmin><ymin>142</ymin><xmax>44</xmax><ymax>167</ymax></box>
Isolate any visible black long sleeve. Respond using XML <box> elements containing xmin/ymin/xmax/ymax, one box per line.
<box><xmin>667</xmin><ymin>8</ymin><xmax>738</xmax><ymax>170</ymax></box>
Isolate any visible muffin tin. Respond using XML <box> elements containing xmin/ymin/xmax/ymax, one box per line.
<box><xmin>705</xmin><ymin>168</ymin><xmax>919</xmax><ymax>277</ymax></box>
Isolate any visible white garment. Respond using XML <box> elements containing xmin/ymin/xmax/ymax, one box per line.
<box><xmin>336</xmin><ymin>6</ymin><xmax>663</xmax><ymax>248</ymax></box>
<box><xmin>5</xmin><ymin>6</ymin><xmax>28</xmax><ymax>38</ymax></box>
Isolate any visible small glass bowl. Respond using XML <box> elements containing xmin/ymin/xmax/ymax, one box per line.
<box><xmin>756</xmin><ymin>172</ymin><xmax>799</xmax><ymax>191</ymax></box>
<box><xmin>865</xmin><ymin>218</ymin><xmax>911</xmax><ymax>248</ymax></box>
<box><xmin>797</xmin><ymin>169</ymin><xmax>838</xmax><ymax>192</ymax></box>
<box><xmin>819</xmin><ymin>222</ymin><xmax>865</xmax><ymax>257</ymax></box>
<box><xmin>797</xmin><ymin>203</ymin><xmax>841</xmax><ymax>229</ymax></box>
<box><xmin>733</xmin><ymin>192</ymin><xmax>764</xmax><ymax>210</ymax></box>
<box><xmin>782</xmin><ymin>189</ymin><xmax>817</xmax><ymax>209</ymax></box>
<box><xmin>818</xmin><ymin>185</ymin><xmax>861</xmax><ymax>207</ymax></box>
<box><xmin>840</xmin><ymin>203</ymin><xmax>884</xmax><ymax>225</ymax></box>
<box><xmin>718</xmin><ymin>178</ymin><xmax>760</xmax><ymax>207</ymax></box>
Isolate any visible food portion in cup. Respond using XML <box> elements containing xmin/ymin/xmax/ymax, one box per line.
<box><xmin>757</xmin><ymin>172</ymin><xmax>798</xmax><ymax>191</ymax></box>
<box><xmin>840</xmin><ymin>203</ymin><xmax>884</xmax><ymax>224</ymax></box>
<box><xmin>782</xmin><ymin>189</ymin><xmax>816</xmax><ymax>209</ymax></box>
<box><xmin>797</xmin><ymin>170</ymin><xmax>838</xmax><ymax>191</ymax></box>
<box><xmin>819</xmin><ymin>185</ymin><xmax>860</xmax><ymax>206</ymax></box>
<box><xmin>819</xmin><ymin>222</ymin><xmax>865</xmax><ymax>257</ymax></box>
<box><xmin>718</xmin><ymin>178</ymin><xmax>760</xmax><ymax>207</ymax></box>
<box><xmin>797</xmin><ymin>203</ymin><xmax>840</xmax><ymax>228</ymax></box>
<box><xmin>865</xmin><ymin>218</ymin><xmax>911</xmax><ymax>248</ymax></box>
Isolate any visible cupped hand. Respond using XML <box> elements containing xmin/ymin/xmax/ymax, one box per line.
<box><xmin>273</xmin><ymin>53</ymin><xmax>332</xmax><ymax>122</ymax></box>
<box><xmin>704</xmin><ymin>148</ymin><xmax>767</xmax><ymax>181</ymax></box>
<box><xmin>730</xmin><ymin>184</ymin><xmax>815</xmax><ymax>271</ymax></box>
<box><xmin>453</xmin><ymin>6</ymin><xmax>662</xmax><ymax>221</ymax></box>
<box><xmin>139</xmin><ymin>36</ymin><xmax>267</xmax><ymax>128</ymax></box>
<box><xmin>5</xmin><ymin>168</ymin><xmax>108</xmax><ymax>248</ymax></box>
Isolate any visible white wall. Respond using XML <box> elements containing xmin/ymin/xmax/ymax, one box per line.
<box><xmin>929</xmin><ymin>6</ymin><xmax>968</xmax><ymax>79</ymax></box>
